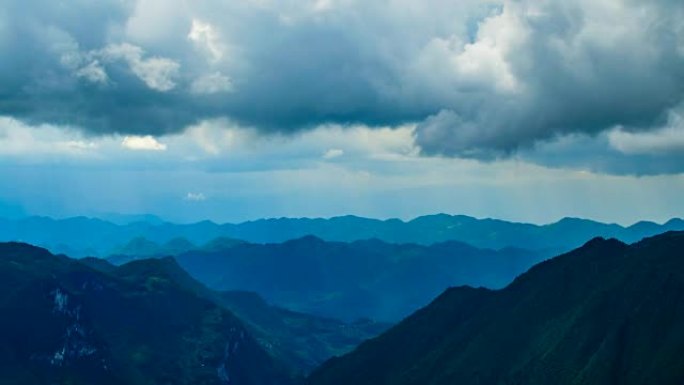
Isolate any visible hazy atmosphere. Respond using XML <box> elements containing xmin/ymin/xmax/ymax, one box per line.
<box><xmin>3</xmin><ymin>2</ymin><xmax>684</xmax><ymax>385</ymax></box>
<box><xmin>1</xmin><ymin>0</ymin><xmax>683</xmax><ymax>224</ymax></box>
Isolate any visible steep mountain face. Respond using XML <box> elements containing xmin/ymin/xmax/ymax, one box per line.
<box><xmin>2</xmin><ymin>214</ymin><xmax>682</xmax><ymax>257</ymax></box>
<box><xmin>217</xmin><ymin>291</ymin><xmax>388</xmax><ymax>375</ymax></box>
<box><xmin>308</xmin><ymin>232</ymin><xmax>684</xmax><ymax>385</ymax></box>
<box><xmin>172</xmin><ymin>237</ymin><xmax>545</xmax><ymax>322</ymax></box>
<box><xmin>0</xmin><ymin>242</ymin><xmax>292</xmax><ymax>385</ymax></box>
<box><xmin>102</xmin><ymin>256</ymin><xmax>387</xmax><ymax>376</ymax></box>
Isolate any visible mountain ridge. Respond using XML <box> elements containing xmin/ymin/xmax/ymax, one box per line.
<box><xmin>2</xmin><ymin>213</ymin><xmax>682</xmax><ymax>258</ymax></box>
<box><xmin>169</xmin><ymin>236</ymin><xmax>547</xmax><ymax>322</ymax></box>
<box><xmin>307</xmin><ymin>231</ymin><xmax>684</xmax><ymax>385</ymax></box>
<box><xmin>0</xmin><ymin>242</ymin><xmax>386</xmax><ymax>381</ymax></box>
<box><xmin>0</xmin><ymin>242</ymin><xmax>293</xmax><ymax>385</ymax></box>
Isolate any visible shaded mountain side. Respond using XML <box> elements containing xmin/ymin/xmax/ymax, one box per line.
<box><xmin>78</xmin><ymin>256</ymin><xmax>118</xmax><ymax>274</ymax></box>
<box><xmin>204</xmin><ymin>237</ymin><xmax>249</xmax><ymax>252</ymax></box>
<box><xmin>173</xmin><ymin>236</ymin><xmax>546</xmax><ymax>322</ymax></box>
<box><xmin>107</xmin><ymin>236</ymin><xmax>247</xmax><ymax>265</ymax></box>
<box><xmin>61</xmin><ymin>251</ymin><xmax>388</xmax><ymax>376</ymax></box>
<box><xmin>113</xmin><ymin>258</ymin><xmax>388</xmax><ymax>375</ymax></box>
<box><xmin>218</xmin><ymin>291</ymin><xmax>389</xmax><ymax>374</ymax></box>
<box><xmin>308</xmin><ymin>231</ymin><xmax>684</xmax><ymax>385</ymax></box>
<box><xmin>0</xmin><ymin>242</ymin><xmax>292</xmax><ymax>385</ymax></box>
<box><xmin>2</xmin><ymin>214</ymin><xmax>682</xmax><ymax>257</ymax></box>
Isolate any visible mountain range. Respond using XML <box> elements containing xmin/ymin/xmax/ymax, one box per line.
<box><xmin>2</xmin><ymin>214</ymin><xmax>683</xmax><ymax>258</ymax></box>
<box><xmin>3</xmin><ymin>224</ymin><xmax>684</xmax><ymax>384</ymax></box>
<box><xmin>0</xmin><ymin>242</ymin><xmax>384</xmax><ymax>384</ymax></box>
<box><xmin>168</xmin><ymin>236</ymin><xmax>547</xmax><ymax>322</ymax></box>
<box><xmin>308</xmin><ymin>231</ymin><xmax>684</xmax><ymax>385</ymax></box>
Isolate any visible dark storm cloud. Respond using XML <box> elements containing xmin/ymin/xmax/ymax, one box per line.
<box><xmin>0</xmin><ymin>0</ymin><xmax>203</xmax><ymax>135</ymax></box>
<box><xmin>1</xmin><ymin>0</ymin><xmax>683</xmax><ymax>173</ymax></box>
<box><xmin>519</xmin><ymin>129</ymin><xmax>684</xmax><ymax>176</ymax></box>
<box><xmin>0</xmin><ymin>0</ymin><xmax>500</xmax><ymax>135</ymax></box>
<box><xmin>414</xmin><ymin>1</ymin><xmax>684</xmax><ymax>159</ymax></box>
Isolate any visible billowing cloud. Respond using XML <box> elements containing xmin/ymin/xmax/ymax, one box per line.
<box><xmin>609</xmin><ymin>127</ymin><xmax>684</xmax><ymax>156</ymax></box>
<box><xmin>101</xmin><ymin>43</ymin><xmax>180</xmax><ymax>91</ymax></box>
<box><xmin>190</xmin><ymin>72</ymin><xmax>233</xmax><ymax>94</ymax></box>
<box><xmin>75</xmin><ymin>60</ymin><xmax>109</xmax><ymax>84</ymax></box>
<box><xmin>0</xmin><ymin>117</ymin><xmax>100</xmax><ymax>158</ymax></box>
<box><xmin>121</xmin><ymin>135</ymin><xmax>167</xmax><ymax>151</ymax></box>
<box><xmin>188</xmin><ymin>19</ymin><xmax>225</xmax><ymax>63</ymax></box>
<box><xmin>607</xmin><ymin>104</ymin><xmax>684</xmax><ymax>156</ymax></box>
<box><xmin>1</xmin><ymin>116</ymin><xmax>683</xmax><ymax>224</ymax></box>
<box><xmin>413</xmin><ymin>1</ymin><xmax>684</xmax><ymax>159</ymax></box>
<box><xmin>0</xmin><ymin>0</ymin><xmax>683</xmax><ymax>173</ymax></box>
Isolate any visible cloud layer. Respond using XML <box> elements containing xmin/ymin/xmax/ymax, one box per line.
<box><xmin>0</xmin><ymin>0</ymin><xmax>683</xmax><ymax>173</ymax></box>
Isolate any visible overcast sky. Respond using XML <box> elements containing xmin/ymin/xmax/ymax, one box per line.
<box><xmin>1</xmin><ymin>0</ymin><xmax>683</xmax><ymax>225</ymax></box>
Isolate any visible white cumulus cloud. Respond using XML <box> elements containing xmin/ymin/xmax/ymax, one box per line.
<box><xmin>184</xmin><ymin>192</ymin><xmax>207</xmax><ymax>201</ymax></box>
<box><xmin>102</xmin><ymin>43</ymin><xmax>180</xmax><ymax>91</ymax></box>
<box><xmin>188</xmin><ymin>19</ymin><xmax>225</xmax><ymax>63</ymax></box>
<box><xmin>190</xmin><ymin>72</ymin><xmax>233</xmax><ymax>94</ymax></box>
<box><xmin>322</xmin><ymin>148</ymin><xmax>344</xmax><ymax>159</ymax></box>
<box><xmin>121</xmin><ymin>135</ymin><xmax>167</xmax><ymax>151</ymax></box>
<box><xmin>75</xmin><ymin>60</ymin><xmax>109</xmax><ymax>84</ymax></box>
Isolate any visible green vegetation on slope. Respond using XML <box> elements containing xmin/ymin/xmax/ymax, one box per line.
<box><xmin>0</xmin><ymin>243</ymin><xmax>386</xmax><ymax>382</ymax></box>
<box><xmin>308</xmin><ymin>231</ymin><xmax>684</xmax><ymax>385</ymax></box>
<box><xmin>174</xmin><ymin>236</ymin><xmax>545</xmax><ymax>322</ymax></box>
<box><xmin>0</xmin><ymin>242</ymin><xmax>292</xmax><ymax>385</ymax></box>
<box><xmin>218</xmin><ymin>290</ymin><xmax>388</xmax><ymax>375</ymax></box>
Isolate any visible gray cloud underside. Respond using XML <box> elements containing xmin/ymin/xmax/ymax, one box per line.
<box><xmin>1</xmin><ymin>0</ymin><xmax>683</xmax><ymax>172</ymax></box>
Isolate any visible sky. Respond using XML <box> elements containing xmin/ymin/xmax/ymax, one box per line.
<box><xmin>1</xmin><ymin>0</ymin><xmax>683</xmax><ymax>225</ymax></box>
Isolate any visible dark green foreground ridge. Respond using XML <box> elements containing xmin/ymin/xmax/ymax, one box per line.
<box><xmin>0</xmin><ymin>242</ymin><xmax>292</xmax><ymax>385</ymax></box>
<box><xmin>308</xmin><ymin>231</ymin><xmax>684</xmax><ymax>385</ymax></box>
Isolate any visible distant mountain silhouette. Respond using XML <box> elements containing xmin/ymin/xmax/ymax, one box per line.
<box><xmin>308</xmin><ymin>231</ymin><xmax>684</xmax><ymax>385</ymax></box>
<box><xmin>95</xmin><ymin>213</ymin><xmax>166</xmax><ymax>226</ymax></box>
<box><xmin>1</xmin><ymin>214</ymin><xmax>682</xmax><ymax>257</ymax></box>
<box><xmin>168</xmin><ymin>236</ymin><xmax>547</xmax><ymax>322</ymax></box>
<box><xmin>202</xmin><ymin>237</ymin><xmax>248</xmax><ymax>252</ymax></box>
<box><xmin>107</xmin><ymin>236</ymin><xmax>200</xmax><ymax>264</ymax></box>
